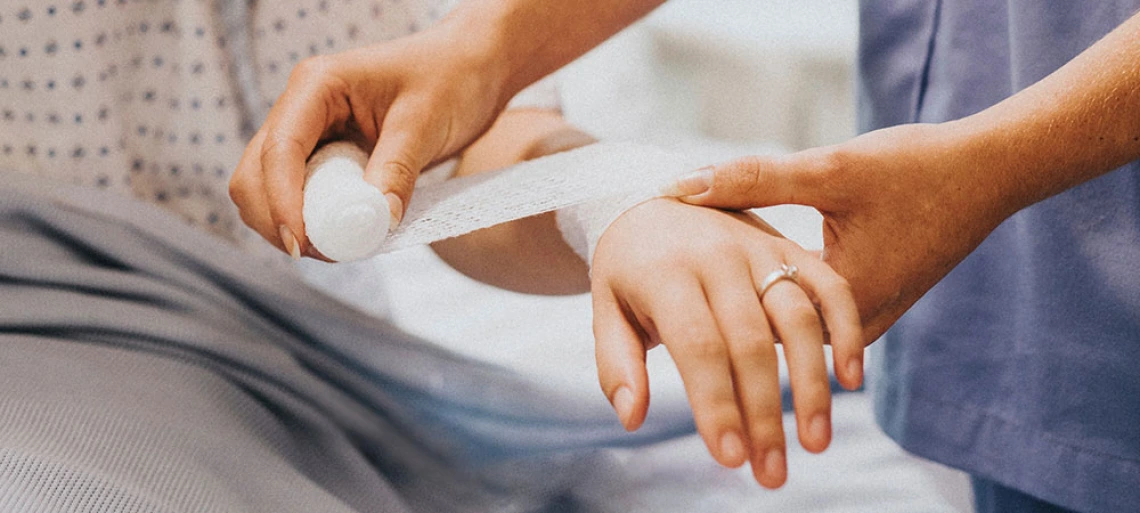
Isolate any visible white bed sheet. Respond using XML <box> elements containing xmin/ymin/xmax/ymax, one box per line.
<box><xmin>299</xmin><ymin>243</ymin><xmax>972</xmax><ymax>513</ymax></box>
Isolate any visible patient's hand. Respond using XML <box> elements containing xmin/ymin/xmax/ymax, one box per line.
<box><xmin>590</xmin><ymin>198</ymin><xmax>864</xmax><ymax>488</ymax></box>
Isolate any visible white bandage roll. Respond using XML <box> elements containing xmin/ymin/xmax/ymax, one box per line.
<box><xmin>302</xmin><ymin>142</ymin><xmax>390</xmax><ymax>262</ymax></box>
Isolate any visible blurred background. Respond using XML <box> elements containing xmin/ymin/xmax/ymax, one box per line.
<box><xmin>559</xmin><ymin>0</ymin><xmax>859</xmax><ymax>249</ymax></box>
<box><xmin>367</xmin><ymin>1</ymin><xmax>977</xmax><ymax>511</ymax></box>
<box><xmin>562</xmin><ymin>0</ymin><xmax>857</xmax><ymax>152</ymax></box>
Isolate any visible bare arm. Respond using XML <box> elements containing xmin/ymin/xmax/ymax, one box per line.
<box><xmin>959</xmin><ymin>11</ymin><xmax>1140</xmax><ymax>216</ymax></box>
<box><xmin>445</xmin><ymin>0</ymin><xmax>667</xmax><ymax>104</ymax></box>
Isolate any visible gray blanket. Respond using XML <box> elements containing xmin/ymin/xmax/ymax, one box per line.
<box><xmin>0</xmin><ymin>174</ymin><xmax>693</xmax><ymax>513</ymax></box>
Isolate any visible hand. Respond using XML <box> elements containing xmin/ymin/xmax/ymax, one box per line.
<box><xmin>663</xmin><ymin>123</ymin><xmax>1012</xmax><ymax>341</ymax></box>
<box><xmin>591</xmin><ymin>198</ymin><xmax>864</xmax><ymax>488</ymax></box>
<box><xmin>229</xmin><ymin>24</ymin><xmax>511</xmax><ymax>257</ymax></box>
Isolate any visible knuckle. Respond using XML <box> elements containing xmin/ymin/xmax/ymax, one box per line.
<box><xmin>290</xmin><ymin>55</ymin><xmax>334</xmax><ymax>82</ymax></box>
<box><xmin>746</xmin><ymin>418</ymin><xmax>786</xmax><ymax>447</ymax></box>
<box><xmin>383</xmin><ymin>158</ymin><xmax>415</xmax><ymax>178</ymax></box>
<box><xmin>380</xmin><ymin>159</ymin><xmax>418</xmax><ymax>191</ymax></box>
<box><xmin>260</xmin><ymin>133</ymin><xmax>303</xmax><ymax>165</ymax></box>
<box><xmin>797</xmin><ymin>382</ymin><xmax>832</xmax><ymax>405</ymax></box>
<box><xmin>724</xmin><ymin>156</ymin><xmax>765</xmax><ymax>195</ymax></box>
<box><xmin>227</xmin><ymin>175</ymin><xmax>244</xmax><ymax>204</ymax></box>
<box><xmin>690</xmin><ymin>234</ymin><xmax>736</xmax><ymax>261</ymax></box>
<box><xmin>695</xmin><ymin>396</ymin><xmax>742</xmax><ymax>426</ymax></box>
<box><xmin>676</xmin><ymin>336</ymin><xmax>729</xmax><ymax>362</ymax></box>
<box><xmin>810</xmin><ymin>145</ymin><xmax>857</xmax><ymax>195</ymax></box>
<box><xmin>727</xmin><ymin>335</ymin><xmax>775</xmax><ymax>362</ymax></box>
<box><xmin>821</xmin><ymin>145</ymin><xmax>854</xmax><ymax>175</ymax></box>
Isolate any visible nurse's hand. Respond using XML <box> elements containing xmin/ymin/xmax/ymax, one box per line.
<box><xmin>590</xmin><ymin>198</ymin><xmax>864</xmax><ymax>489</ymax></box>
<box><xmin>229</xmin><ymin>26</ymin><xmax>511</xmax><ymax>258</ymax></box>
<box><xmin>661</xmin><ymin>123</ymin><xmax>1011</xmax><ymax>342</ymax></box>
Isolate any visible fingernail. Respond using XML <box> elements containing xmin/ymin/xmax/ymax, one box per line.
<box><xmin>279</xmin><ymin>225</ymin><xmax>301</xmax><ymax>261</ymax></box>
<box><xmin>612</xmin><ymin>386</ymin><xmax>634</xmax><ymax>429</ymax></box>
<box><xmin>384</xmin><ymin>192</ymin><xmax>404</xmax><ymax>229</ymax></box>
<box><xmin>660</xmin><ymin>166</ymin><xmax>714</xmax><ymax>197</ymax></box>
<box><xmin>720</xmin><ymin>431</ymin><xmax>746</xmax><ymax>466</ymax></box>
<box><xmin>810</xmin><ymin>413</ymin><xmax>830</xmax><ymax>443</ymax></box>
<box><xmin>846</xmin><ymin>357</ymin><xmax>864</xmax><ymax>389</ymax></box>
<box><xmin>764</xmin><ymin>449</ymin><xmax>785</xmax><ymax>481</ymax></box>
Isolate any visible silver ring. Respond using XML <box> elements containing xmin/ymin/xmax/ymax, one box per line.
<box><xmin>758</xmin><ymin>264</ymin><xmax>799</xmax><ymax>299</ymax></box>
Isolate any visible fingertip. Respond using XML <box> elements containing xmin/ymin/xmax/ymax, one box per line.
<box><xmin>612</xmin><ymin>386</ymin><xmax>633</xmax><ymax>428</ymax></box>
<box><xmin>364</xmin><ymin>157</ymin><xmax>415</xmax><ymax>230</ymax></box>
<box><xmin>660</xmin><ymin>165</ymin><xmax>714</xmax><ymax>200</ymax></box>
<box><xmin>752</xmin><ymin>448</ymin><xmax>787</xmax><ymax>489</ymax></box>
<box><xmin>605</xmin><ymin>372</ymin><xmax>649</xmax><ymax>431</ymax></box>
<box><xmin>279</xmin><ymin>224</ymin><xmax>301</xmax><ymax>261</ymax></box>
<box><xmin>612</xmin><ymin>385</ymin><xmax>650</xmax><ymax>431</ymax></box>
<box><xmin>593</xmin><ymin>293</ymin><xmax>650</xmax><ymax>431</ymax></box>
<box><xmin>841</xmin><ymin>354</ymin><xmax>865</xmax><ymax>391</ymax></box>
<box><xmin>384</xmin><ymin>192</ymin><xmax>405</xmax><ymax>228</ymax></box>
<box><xmin>718</xmin><ymin>430</ymin><xmax>749</xmax><ymax>468</ymax></box>
<box><xmin>800</xmin><ymin>412</ymin><xmax>832</xmax><ymax>454</ymax></box>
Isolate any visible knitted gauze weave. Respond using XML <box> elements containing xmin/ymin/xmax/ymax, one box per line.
<box><xmin>303</xmin><ymin>141</ymin><xmax>699</xmax><ymax>263</ymax></box>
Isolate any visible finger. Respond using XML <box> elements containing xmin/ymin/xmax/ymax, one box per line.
<box><xmin>757</xmin><ymin>273</ymin><xmax>832</xmax><ymax>454</ymax></box>
<box><xmin>260</xmin><ymin>57</ymin><xmax>355</xmax><ymax>256</ymax></box>
<box><xmin>789</xmin><ymin>254</ymin><xmax>865</xmax><ymax>391</ymax></box>
<box><xmin>593</xmin><ymin>285</ymin><xmax>650</xmax><ymax>431</ymax></box>
<box><xmin>661</xmin><ymin>149</ymin><xmax>832</xmax><ymax>210</ymax></box>
<box><xmin>703</xmin><ymin>266</ymin><xmax>788</xmax><ymax>488</ymax></box>
<box><xmin>363</xmin><ymin>97</ymin><xmax>448</xmax><ymax>228</ymax></box>
<box><xmin>230</xmin><ymin>129</ymin><xmax>283</xmax><ymax>250</ymax></box>
<box><xmin>648</xmin><ymin>278</ymin><xmax>749</xmax><ymax>468</ymax></box>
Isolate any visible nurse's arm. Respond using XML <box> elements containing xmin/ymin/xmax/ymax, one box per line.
<box><xmin>956</xmin><ymin>10</ymin><xmax>1140</xmax><ymax>215</ymax></box>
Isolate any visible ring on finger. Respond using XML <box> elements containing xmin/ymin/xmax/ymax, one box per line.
<box><xmin>758</xmin><ymin>264</ymin><xmax>800</xmax><ymax>299</ymax></box>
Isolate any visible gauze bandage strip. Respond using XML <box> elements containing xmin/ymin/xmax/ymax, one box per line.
<box><xmin>302</xmin><ymin>141</ymin><xmax>697</xmax><ymax>262</ymax></box>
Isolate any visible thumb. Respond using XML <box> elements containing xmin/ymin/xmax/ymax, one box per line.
<box><xmin>593</xmin><ymin>288</ymin><xmax>650</xmax><ymax>431</ymax></box>
<box><xmin>363</xmin><ymin>101</ymin><xmax>446</xmax><ymax>229</ymax></box>
<box><xmin>661</xmin><ymin>152</ymin><xmax>828</xmax><ymax>210</ymax></box>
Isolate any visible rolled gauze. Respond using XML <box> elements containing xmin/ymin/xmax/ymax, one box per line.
<box><xmin>302</xmin><ymin>142</ymin><xmax>390</xmax><ymax>262</ymax></box>
<box><xmin>303</xmin><ymin>141</ymin><xmax>697</xmax><ymax>262</ymax></box>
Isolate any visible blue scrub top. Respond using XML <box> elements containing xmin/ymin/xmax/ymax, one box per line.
<box><xmin>860</xmin><ymin>2</ymin><xmax>1140</xmax><ymax>512</ymax></box>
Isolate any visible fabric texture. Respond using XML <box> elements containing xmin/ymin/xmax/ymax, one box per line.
<box><xmin>0</xmin><ymin>174</ymin><xmax>695</xmax><ymax>513</ymax></box>
<box><xmin>384</xmin><ymin>143</ymin><xmax>695</xmax><ymax>254</ymax></box>
<box><xmin>971</xmin><ymin>477</ymin><xmax>1078</xmax><ymax>513</ymax></box>
<box><xmin>300</xmin><ymin>140</ymin><xmax>694</xmax><ymax>262</ymax></box>
<box><xmin>860</xmin><ymin>2</ymin><xmax>1140</xmax><ymax>512</ymax></box>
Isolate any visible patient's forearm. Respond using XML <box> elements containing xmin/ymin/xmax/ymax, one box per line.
<box><xmin>441</xmin><ymin>0</ymin><xmax>666</xmax><ymax>105</ymax></box>
<box><xmin>430</xmin><ymin>109</ymin><xmax>594</xmax><ymax>295</ymax></box>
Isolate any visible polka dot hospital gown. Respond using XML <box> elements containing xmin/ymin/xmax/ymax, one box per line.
<box><xmin>0</xmin><ymin>0</ymin><xmax>556</xmax><ymax>263</ymax></box>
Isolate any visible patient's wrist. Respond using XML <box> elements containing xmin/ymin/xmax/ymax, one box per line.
<box><xmin>521</xmin><ymin>127</ymin><xmax>598</xmax><ymax>161</ymax></box>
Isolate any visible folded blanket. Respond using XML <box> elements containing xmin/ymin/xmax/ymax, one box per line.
<box><xmin>0</xmin><ymin>174</ymin><xmax>694</xmax><ymax>513</ymax></box>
